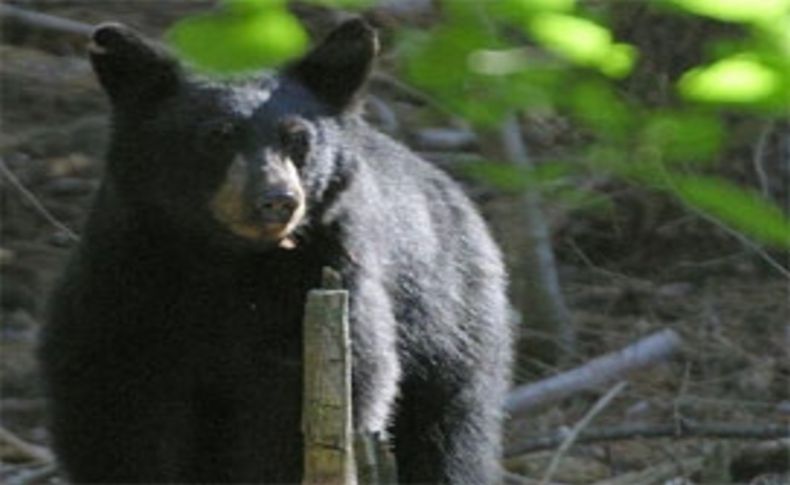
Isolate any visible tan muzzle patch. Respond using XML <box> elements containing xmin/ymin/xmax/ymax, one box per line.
<box><xmin>210</xmin><ymin>156</ymin><xmax>305</xmax><ymax>248</ymax></box>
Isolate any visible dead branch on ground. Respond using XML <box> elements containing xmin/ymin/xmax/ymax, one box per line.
<box><xmin>0</xmin><ymin>426</ymin><xmax>53</xmax><ymax>464</ymax></box>
<box><xmin>506</xmin><ymin>329</ymin><xmax>682</xmax><ymax>420</ymax></box>
<box><xmin>506</xmin><ymin>421</ymin><xmax>789</xmax><ymax>457</ymax></box>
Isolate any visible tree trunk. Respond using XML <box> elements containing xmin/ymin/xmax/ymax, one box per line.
<box><xmin>478</xmin><ymin>114</ymin><xmax>575</xmax><ymax>367</ymax></box>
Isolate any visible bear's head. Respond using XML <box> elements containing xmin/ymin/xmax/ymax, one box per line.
<box><xmin>89</xmin><ymin>19</ymin><xmax>378</xmax><ymax>250</ymax></box>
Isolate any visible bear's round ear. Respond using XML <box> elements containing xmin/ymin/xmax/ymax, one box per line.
<box><xmin>285</xmin><ymin>18</ymin><xmax>378</xmax><ymax>112</ymax></box>
<box><xmin>89</xmin><ymin>23</ymin><xmax>182</xmax><ymax>108</ymax></box>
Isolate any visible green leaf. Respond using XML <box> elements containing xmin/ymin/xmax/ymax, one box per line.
<box><xmin>529</xmin><ymin>14</ymin><xmax>610</xmax><ymax>63</ymax></box>
<box><xmin>678</xmin><ymin>55</ymin><xmax>783</xmax><ymax>104</ymax></box>
<box><xmin>495</xmin><ymin>0</ymin><xmax>576</xmax><ymax>18</ymax></box>
<box><xmin>641</xmin><ymin>111</ymin><xmax>724</xmax><ymax>163</ymax></box>
<box><xmin>550</xmin><ymin>186</ymin><xmax>614</xmax><ymax>213</ymax></box>
<box><xmin>401</xmin><ymin>26</ymin><xmax>524</xmax><ymax>126</ymax></box>
<box><xmin>671</xmin><ymin>175</ymin><xmax>790</xmax><ymax>247</ymax></box>
<box><xmin>527</xmin><ymin>13</ymin><xmax>635</xmax><ymax>77</ymax></box>
<box><xmin>167</xmin><ymin>0</ymin><xmax>308</xmax><ymax>73</ymax></box>
<box><xmin>665</xmin><ymin>0</ymin><xmax>790</xmax><ymax>25</ymax></box>
<box><xmin>599</xmin><ymin>43</ymin><xmax>638</xmax><ymax>78</ymax></box>
<box><xmin>567</xmin><ymin>80</ymin><xmax>634</xmax><ymax>138</ymax></box>
<box><xmin>403</xmin><ymin>27</ymin><xmax>484</xmax><ymax>90</ymax></box>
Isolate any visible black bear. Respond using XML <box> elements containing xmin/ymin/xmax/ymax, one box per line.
<box><xmin>41</xmin><ymin>19</ymin><xmax>512</xmax><ymax>484</ymax></box>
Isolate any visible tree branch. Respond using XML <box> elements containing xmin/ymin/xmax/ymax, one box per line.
<box><xmin>506</xmin><ymin>421</ymin><xmax>790</xmax><ymax>457</ymax></box>
<box><xmin>478</xmin><ymin>114</ymin><xmax>576</xmax><ymax>365</ymax></box>
<box><xmin>0</xmin><ymin>4</ymin><xmax>92</xmax><ymax>37</ymax></box>
<box><xmin>505</xmin><ymin>329</ymin><xmax>682</xmax><ymax>420</ymax></box>
<box><xmin>0</xmin><ymin>426</ymin><xmax>53</xmax><ymax>464</ymax></box>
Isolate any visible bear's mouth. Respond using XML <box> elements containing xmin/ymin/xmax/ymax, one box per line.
<box><xmin>210</xmin><ymin>192</ymin><xmax>304</xmax><ymax>249</ymax></box>
<box><xmin>219</xmin><ymin>220</ymin><xmax>300</xmax><ymax>250</ymax></box>
<box><xmin>259</xmin><ymin>210</ymin><xmax>295</xmax><ymax>227</ymax></box>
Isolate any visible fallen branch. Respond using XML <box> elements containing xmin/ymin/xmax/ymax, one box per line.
<box><xmin>504</xmin><ymin>470</ymin><xmax>566</xmax><ymax>485</ymax></box>
<box><xmin>0</xmin><ymin>426</ymin><xmax>53</xmax><ymax>464</ymax></box>
<box><xmin>730</xmin><ymin>438</ymin><xmax>789</xmax><ymax>482</ymax></box>
<box><xmin>505</xmin><ymin>329</ymin><xmax>682</xmax><ymax>420</ymax></box>
<box><xmin>591</xmin><ymin>455</ymin><xmax>704</xmax><ymax>485</ymax></box>
<box><xmin>506</xmin><ymin>421</ymin><xmax>790</xmax><ymax>458</ymax></box>
<box><xmin>5</xmin><ymin>463</ymin><xmax>58</xmax><ymax>485</ymax></box>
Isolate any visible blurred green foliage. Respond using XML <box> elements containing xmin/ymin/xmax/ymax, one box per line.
<box><xmin>167</xmin><ymin>0</ymin><xmax>790</xmax><ymax>249</ymax></box>
<box><xmin>671</xmin><ymin>175</ymin><xmax>790</xmax><ymax>247</ymax></box>
<box><xmin>664</xmin><ymin>0</ymin><xmax>790</xmax><ymax>25</ymax></box>
<box><xmin>679</xmin><ymin>55</ymin><xmax>784</xmax><ymax>105</ymax></box>
<box><xmin>402</xmin><ymin>0</ymin><xmax>790</xmax><ymax>248</ymax></box>
<box><xmin>168</xmin><ymin>0</ymin><xmax>308</xmax><ymax>72</ymax></box>
<box><xmin>525</xmin><ymin>13</ymin><xmax>636</xmax><ymax>77</ymax></box>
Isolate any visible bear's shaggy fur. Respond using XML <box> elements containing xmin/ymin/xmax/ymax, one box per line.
<box><xmin>41</xmin><ymin>20</ymin><xmax>512</xmax><ymax>484</ymax></box>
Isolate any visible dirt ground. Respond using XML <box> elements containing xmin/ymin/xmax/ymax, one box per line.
<box><xmin>1</xmin><ymin>2</ymin><xmax>788</xmax><ymax>484</ymax></box>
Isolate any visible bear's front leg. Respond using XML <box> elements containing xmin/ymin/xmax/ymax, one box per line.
<box><xmin>393</xmin><ymin>368</ymin><xmax>507</xmax><ymax>485</ymax></box>
<box><xmin>346</xmin><ymin>275</ymin><xmax>402</xmax><ymax>435</ymax></box>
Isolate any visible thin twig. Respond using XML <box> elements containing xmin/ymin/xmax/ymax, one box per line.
<box><xmin>369</xmin><ymin>72</ymin><xmax>437</xmax><ymax>107</ymax></box>
<box><xmin>507</xmin><ymin>421</ymin><xmax>790</xmax><ymax>457</ymax></box>
<box><xmin>752</xmin><ymin>121</ymin><xmax>774</xmax><ymax>198</ymax></box>
<box><xmin>0</xmin><ymin>158</ymin><xmax>80</xmax><ymax>242</ymax></box>
<box><xmin>504</xmin><ymin>470</ymin><xmax>566</xmax><ymax>485</ymax></box>
<box><xmin>654</xmin><ymin>161</ymin><xmax>790</xmax><ymax>279</ymax></box>
<box><xmin>676</xmin><ymin>394</ymin><xmax>786</xmax><ymax>411</ymax></box>
<box><xmin>591</xmin><ymin>456</ymin><xmax>705</xmax><ymax>485</ymax></box>
<box><xmin>539</xmin><ymin>381</ymin><xmax>628</xmax><ymax>485</ymax></box>
<box><xmin>672</xmin><ymin>360</ymin><xmax>693</xmax><ymax>436</ymax></box>
<box><xmin>690</xmin><ymin>206</ymin><xmax>790</xmax><ymax>279</ymax></box>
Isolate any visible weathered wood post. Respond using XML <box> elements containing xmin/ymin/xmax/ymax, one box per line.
<box><xmin>303</xmin><ymin>268</ymin><xmax>355</xmax><ymax>485</ymax></box>
<box><xmin>303</xmin><ymin>268</ymin><xmax>398</xmax><ymax>485</ymax></box>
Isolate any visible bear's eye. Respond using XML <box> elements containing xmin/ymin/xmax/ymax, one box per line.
<box><xmin>199</xmin><ymin>120</ymin><xmax>239</xmax><ymax>153</ymax></box>
<box><xmin>278</xmin><ymin>118</ymin><xmax>310</xmax><ymax>167</ymax></box>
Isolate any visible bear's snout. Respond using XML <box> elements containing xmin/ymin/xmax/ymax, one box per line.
<box><xmin>256</xmin><ymin>189</ymin><xmax>300</xmax><ymax>224</ymax></box>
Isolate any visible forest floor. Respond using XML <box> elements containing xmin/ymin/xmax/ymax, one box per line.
<box><xmin>1</xmin><ymin>2</ymin><xmax>788</xmax><ymax>484</ymax></box>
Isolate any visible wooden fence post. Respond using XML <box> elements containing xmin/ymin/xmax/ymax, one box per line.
<box><xmin>302</xmin><ymin>269</ymin><xmax>355</xmax><ymax>485</ymax></box>
<box><xmin>302</xmin><ymin>268</ymin><xmax>398</xmax><ymax>485</ymax></box>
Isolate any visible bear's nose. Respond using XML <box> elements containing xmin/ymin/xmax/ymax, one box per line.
<box><xmin>258</xmin><ymin>190</ymin><xmax>299</xmax><ymax>221</ymax></box>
